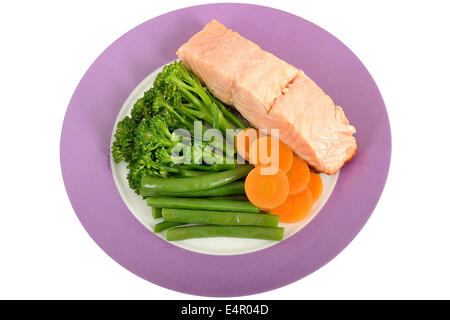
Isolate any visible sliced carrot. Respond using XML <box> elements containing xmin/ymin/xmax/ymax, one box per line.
<box><xmin>248</xmin><ymin>135</ymin><xmax>293</xmax><ymax>173</ymax></box>
<box><xmin>244</xmin><ymin>166</ymin><xmax>290</xmax><ymax>209</ymax></box>
<box><xmin>286</xmin><ymin>156</ymin><xmax>311</xmax><ymax>195</ymax></box>
<box><xmin>270</xmin><ymin>188</ymin><xmax>313</xmax><ymax>223</ymax></box>
<box><xmin>308</xmin><ymin>172</ymin><xmax>323</xmax><ymax>202</ymax></box>
<box><xmin>235</xmin><ymin>128</ymin><xmax>259</xmax><ymax>161</ymax></box>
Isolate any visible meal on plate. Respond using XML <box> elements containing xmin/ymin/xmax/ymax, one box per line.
<box><xmin>111</xmin><ymin>20</ymin><xmax>357</xmax><ymax>242</ymax></box>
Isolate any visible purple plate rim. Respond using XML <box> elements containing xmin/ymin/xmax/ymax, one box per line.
<box><xmin>60</xmin><ymin>3</ymin><xmax>391</xmax><ymax>297</ymax></box>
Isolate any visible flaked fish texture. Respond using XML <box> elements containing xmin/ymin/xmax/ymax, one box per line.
<box><xmin>177</xmin><ymin>20</ymin><xmax>357</xmax><ymax>174</ymax></box>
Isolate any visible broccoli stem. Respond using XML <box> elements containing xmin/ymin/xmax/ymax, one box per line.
<box><xmin>209</xmin><ymin>93</ymin><xmax>247</xmax><ymax>129</ymax></box>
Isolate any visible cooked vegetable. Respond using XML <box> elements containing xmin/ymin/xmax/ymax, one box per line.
<box><xmin>208</xmin><ymin>91</ymin><xmax>247</xmax><ymax>129</ymax></box>
<box><xmin>286</xmin><ymin>156</ymin><xmax>311</xmax><ymax>195</ymax></box>
<box><xmin>126</xmin><ymin>115</ymin><xmax>236</xmax><ymax>193</ymax></box>
<box><xmin>111</xmin><ymin>61</ymin><xmax>244</xmax><ymax>195</ymax></box>
<box><xmin>248</xmin><ymin>136</ymin><xmax>293</xmax><ymax>173</ymax></box>
<box><xmin>308</xmin><ymin>172</ymin><xmax>323</xmax><ymax>202</ymax></box>
<box><xmin>141</xmin><ymin>181</ymin><xmax>245</xmax><ymax>197</ymax></box>
<box><xmin>179</xmin><ymin>163</ymin><xmax>235</xmax><ymax>171</ymax></box>
<box><xmin>235</xmin><ymin>128</ymin><xmax>259</xmax><ymax>161</ymax></box>
<box><xmin>205</xmin><ymin>194</ymin><xmax>248</xmax><ymax>201</ymax></box>
<box><xmin>152</xmin><ymin>207</ymin><xmax>162</xmax><ymax>219</ymax></box>
<box><xmin>270</xmin><ymin>188</ymin><xmax>313</xmax><ymax>223</ymax></box>
<box><xmin>147</xmin><ymin>196</ymin><xmax>259</xmax><ymax>213</ymax></box>
<box><xmin>141</xmin><ymin>164</ymin><xmax>252</xmax><ymax>194</ymax></box>
<box><xmin>154</xmin><ymin>221</ymin><xmax>187</xmax><ymax>233</ymax></box>
<box><xmin>160</xmin><ymin>61</ymin><xmax>237</xmax><ymax>135</ymax></box>
<box><xmin>244</xmin><ymin>166</ymin><xmax>290</xmax><ymax>209</ymax></box>
<box><xmin>166</xmin><ymin>225</ymin><xmax>284</xmax><ymax>241</ymax></box>
<box><xmin>162</xmin><ymin>208</ymin><xmax>279</xmax><ymax>227</ymax></box>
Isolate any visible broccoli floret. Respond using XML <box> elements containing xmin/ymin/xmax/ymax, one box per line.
<box><xmin>158</xmin><ymin>61</ymin><xmax>235</xmax><ymax>134</ymax></box>
<box><xmin>111</xmin><ymin>116</ymin><xmax>137</xmax><ymax>163</ymax></box>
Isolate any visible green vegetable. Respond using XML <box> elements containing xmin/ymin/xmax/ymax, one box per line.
<box><xmin>166</xmin><ymin>225</ymin><xmax>284</xmax><ymax>241</ymax></box>
<box><xmin>141</xmin><ymin>181</ymin><xmax>245</xmax><ymax>197</ymax></box>
<box><xmin>111</xmin><ymin>61</ymin><xmax>246</xmax><ymax>195</ymax></box>
<box><xmin>162</xmin><ymin>209</ymin><xmax>279</xmax><ymax>227</ymax></box>
<box><xmin>205</xmin><ymin>194</ymin><xmax>248</xmax><ymax>201</ymax></box>
<box><xmin>154</xmin><ymin>221</ymin><xmax>187</xmax><ymax>233</ymax></box>
<box><xmin>160</xmin><ymin>61</ymin><xmax>235</xmax><ymax>135</ymax></box>
<box><xmin>141</xmin><ymin>165</ymin><xmax>252</xmax><ymax>194</ymax></box>
<box><xmin>148</xmin><ymin>196</ymin><xmax>259</xmax><ymax>213</ymax></box>
<box><xmin>207</xmin><ymin>91</ymin><xmax>247</xmax><ymax>129</ymax></box>
<box><xmin>179</xmin><ymin>163</ymin><xmax>235</xmax><ymax>172</ymax></box>
<box><xmin>151</xmin><ymin>207</ymin><xmax>162</xmax><ymax>219</ymax></box>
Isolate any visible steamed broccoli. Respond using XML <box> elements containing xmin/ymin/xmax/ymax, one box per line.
<box><xmin>111</xmin><ymin>61</ymin><xmax>244</xmax><ymax>195</ymax></box>
<box><xmin>158</xmin><ymin>61</ymin><xmax>246</xmax><ymax>134</ymax></box>
<box><xmin>125</xmin><ymin>115</ymin><xmax>231</xmax><ymax>194</ymax></box>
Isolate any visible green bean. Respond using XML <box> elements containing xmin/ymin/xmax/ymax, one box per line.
<box><xmin>180</xmin><ymin>163</ymin><xmax>236</xmax><ymax>171</ymax></box>
<box><xmin>151</xmin><ymin>207</ymin><xmax>162</xmax><ymax>219</ymax></box>
<box><xmin>141</xmin><ymin>182</ymin><xmax>245</xmax><ymax>198</ymax></box>
<box><xmin>141</xmin><ymin>164</ymin><xmax>252</xmax><ymax>194</ymax></box>
<box><xmin>162</xmin><ymin>208</ymin><xmax>279</xmax><ymax>227</ymax></box>
<box><xmin>180</xmin><ymin>170</ymin><xmax>210</xmax><ymax>177</ymax></box>
<box><xmin>153</xmin><ymin>221</ymin><xmax>187</xmax><ymax>233</ymax></box>
<box><xmin>166</xmin><ymin>225</ymin><xmax>284</xmax><ymax>241</ymax></box>
<box><xmin>204</xmin><ymin>194</ymin><xmax>248</xmax><ymax>201</ymax></box>
<box><xmin>147</xmin><ymin>196</ymin><xmax>259</xmax><ymax>213</ymax></box>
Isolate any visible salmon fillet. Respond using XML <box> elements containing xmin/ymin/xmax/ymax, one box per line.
<box><xmin>176</xmin><ymin>20</ymin><xmax>357</xmax><ymax>174</ymax></box>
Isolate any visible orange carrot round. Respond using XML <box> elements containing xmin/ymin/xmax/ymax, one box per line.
<box><xmin>308</xmin><ymin>172</ymin><xmax>323</xmax><ymax>202</ymax></box>
<box><xmin>286</xmin><ymin>156</ymin><xmax>311</xmax><ymax>195</ymax></box>
<box><xmin>244</xmin><ymin>166</ymin><xmax>290</xmax><ymax>209</ymax></box>
<box><xmin>270</xmin><ymin>188</ymin><xmax>313</xmax><ymax>223</ymax></box>
<box><xmin>235</xmin><ymin>128</ymin><xmax>259</xmax><ymax>161</ymax></box>
<box><xmin>248</xmin><ymin>136</ymin><xmax>293</xmax><ymax>172</ymax></box>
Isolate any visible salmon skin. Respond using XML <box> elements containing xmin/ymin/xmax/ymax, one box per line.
<box><xmin>177</xmin><ymin>20</ymin><xmax>356</xmax><ymax>174</ymax></box>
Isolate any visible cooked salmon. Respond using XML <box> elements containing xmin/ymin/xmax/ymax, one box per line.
<box><xmin>176</xmin><ymin>20</ymin><xmax>356</xmax><ymax>174</ymax></box>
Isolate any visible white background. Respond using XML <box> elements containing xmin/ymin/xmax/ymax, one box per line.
<box><xmin>1</xmin><ymin>0</ymin><xmax>449</xmax><ymax>299</ymax></box>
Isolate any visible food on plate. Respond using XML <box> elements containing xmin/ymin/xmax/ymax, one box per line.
<box><xmin>244</xmin><ymin>166</ymin><xmax>290</xmax><ymax>209</ymax></box>
<box><xmin>248</xmin><ymin>135</ymin><xmax>293</xmax><ymax>173</ymax></box>
<box><xmin>141</xmin><ymin>181</ymin><xmax>245</xmax><ymax>198</ymax></box>
<box><xmin>270</xmin><ymin>188</ymin><xmax>313</xmax><ymax>223</ymax></box>
<box><xmin>166</xmin><ymin>225</ymin><xmax>284</xmax><ymax>241</ymax></box>
<box><xmin>111</xmin><ymin>19</ymin><xmax>353</xmax><ymax>243</ymax></box>
<box><xmin>286</xmin><ymin>156</ymin><xmax>311</xmax><ymax>195</ymax></box>
<box><xmin>112</xmin><ymin>61</ymin><xmax>245</xmax><ymax>194</ymax></box>
<box><xmin>154</xmin><ymin>221</ymin><xmax>187</xmax><ymax>233</ymax></box>
<box><xmin>307</xmin><ymin>172</ymin><xmax>323</xmax><ymax>202</ymax></box>
<box><xmin>162</xmin><ymin>208</ymin><xmax>279</xmax><ymax>227</ymax></box>
<box><xmin>152</xmin><ymin>207</ymin><xmax>163</xmax><ymax>219</ymax></box>
<box><xmin>234</xmin><ymin>128</ymin><xmax>259</xmax><ymax>161</ymax></box>
<box><xmin>147</xmin><ymin>196</ymin><xmax>260</xmax><ymax>213</ymax></box>
<box><xmin>141</xmin><ymin>165</ymin><xmax>252</xmax><ymax>194</ymax></box>
<box><xmin>177</xmin><ymin>19</ymin><xmax>357</xmax><ymax>174</ymax></box>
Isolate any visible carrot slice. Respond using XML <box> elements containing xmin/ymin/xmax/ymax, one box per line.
<box><xmin>248</xmin><ymin>136</ymin><xmax>293</xmax><ymax>172</ymax></box>
<box><xmin>244</xmin><ymin>166</ymin><xmax>290</xmax><ymax>209</ymax></box>
<box><xmin>286</xmin><ymin>156</ymin><xmax>311</xmax><ymax>195</ymax></box>
<box><xmin>235</xmin><ymin>128</ymin><xmax>259</xmax><ymax>161</ymax></box>
<box><xmin>270</xmin><ymin>188</ymin><xmax>313</xmax><ymax>223</ymax></box>
<box><xmin>308</xmin><ymin>172</ymin><xmax>323</xmax><ymax>202</ymax></box>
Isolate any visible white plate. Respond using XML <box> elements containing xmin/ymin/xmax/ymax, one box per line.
<box><xmin>110</xmin><ymin>63</ymin><xmax>339</xmax><ymax>256</ymax></box>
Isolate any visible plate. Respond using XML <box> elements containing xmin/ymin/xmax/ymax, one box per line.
<box><xmin>110</xmin><ymin>62</ymin><xmax>339</xmax><ymax>255</ymax></box>
<box><xmin>60</xmin><ymin>3</ymin><xmax>391</xmax><ymax>297</ymax></box>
